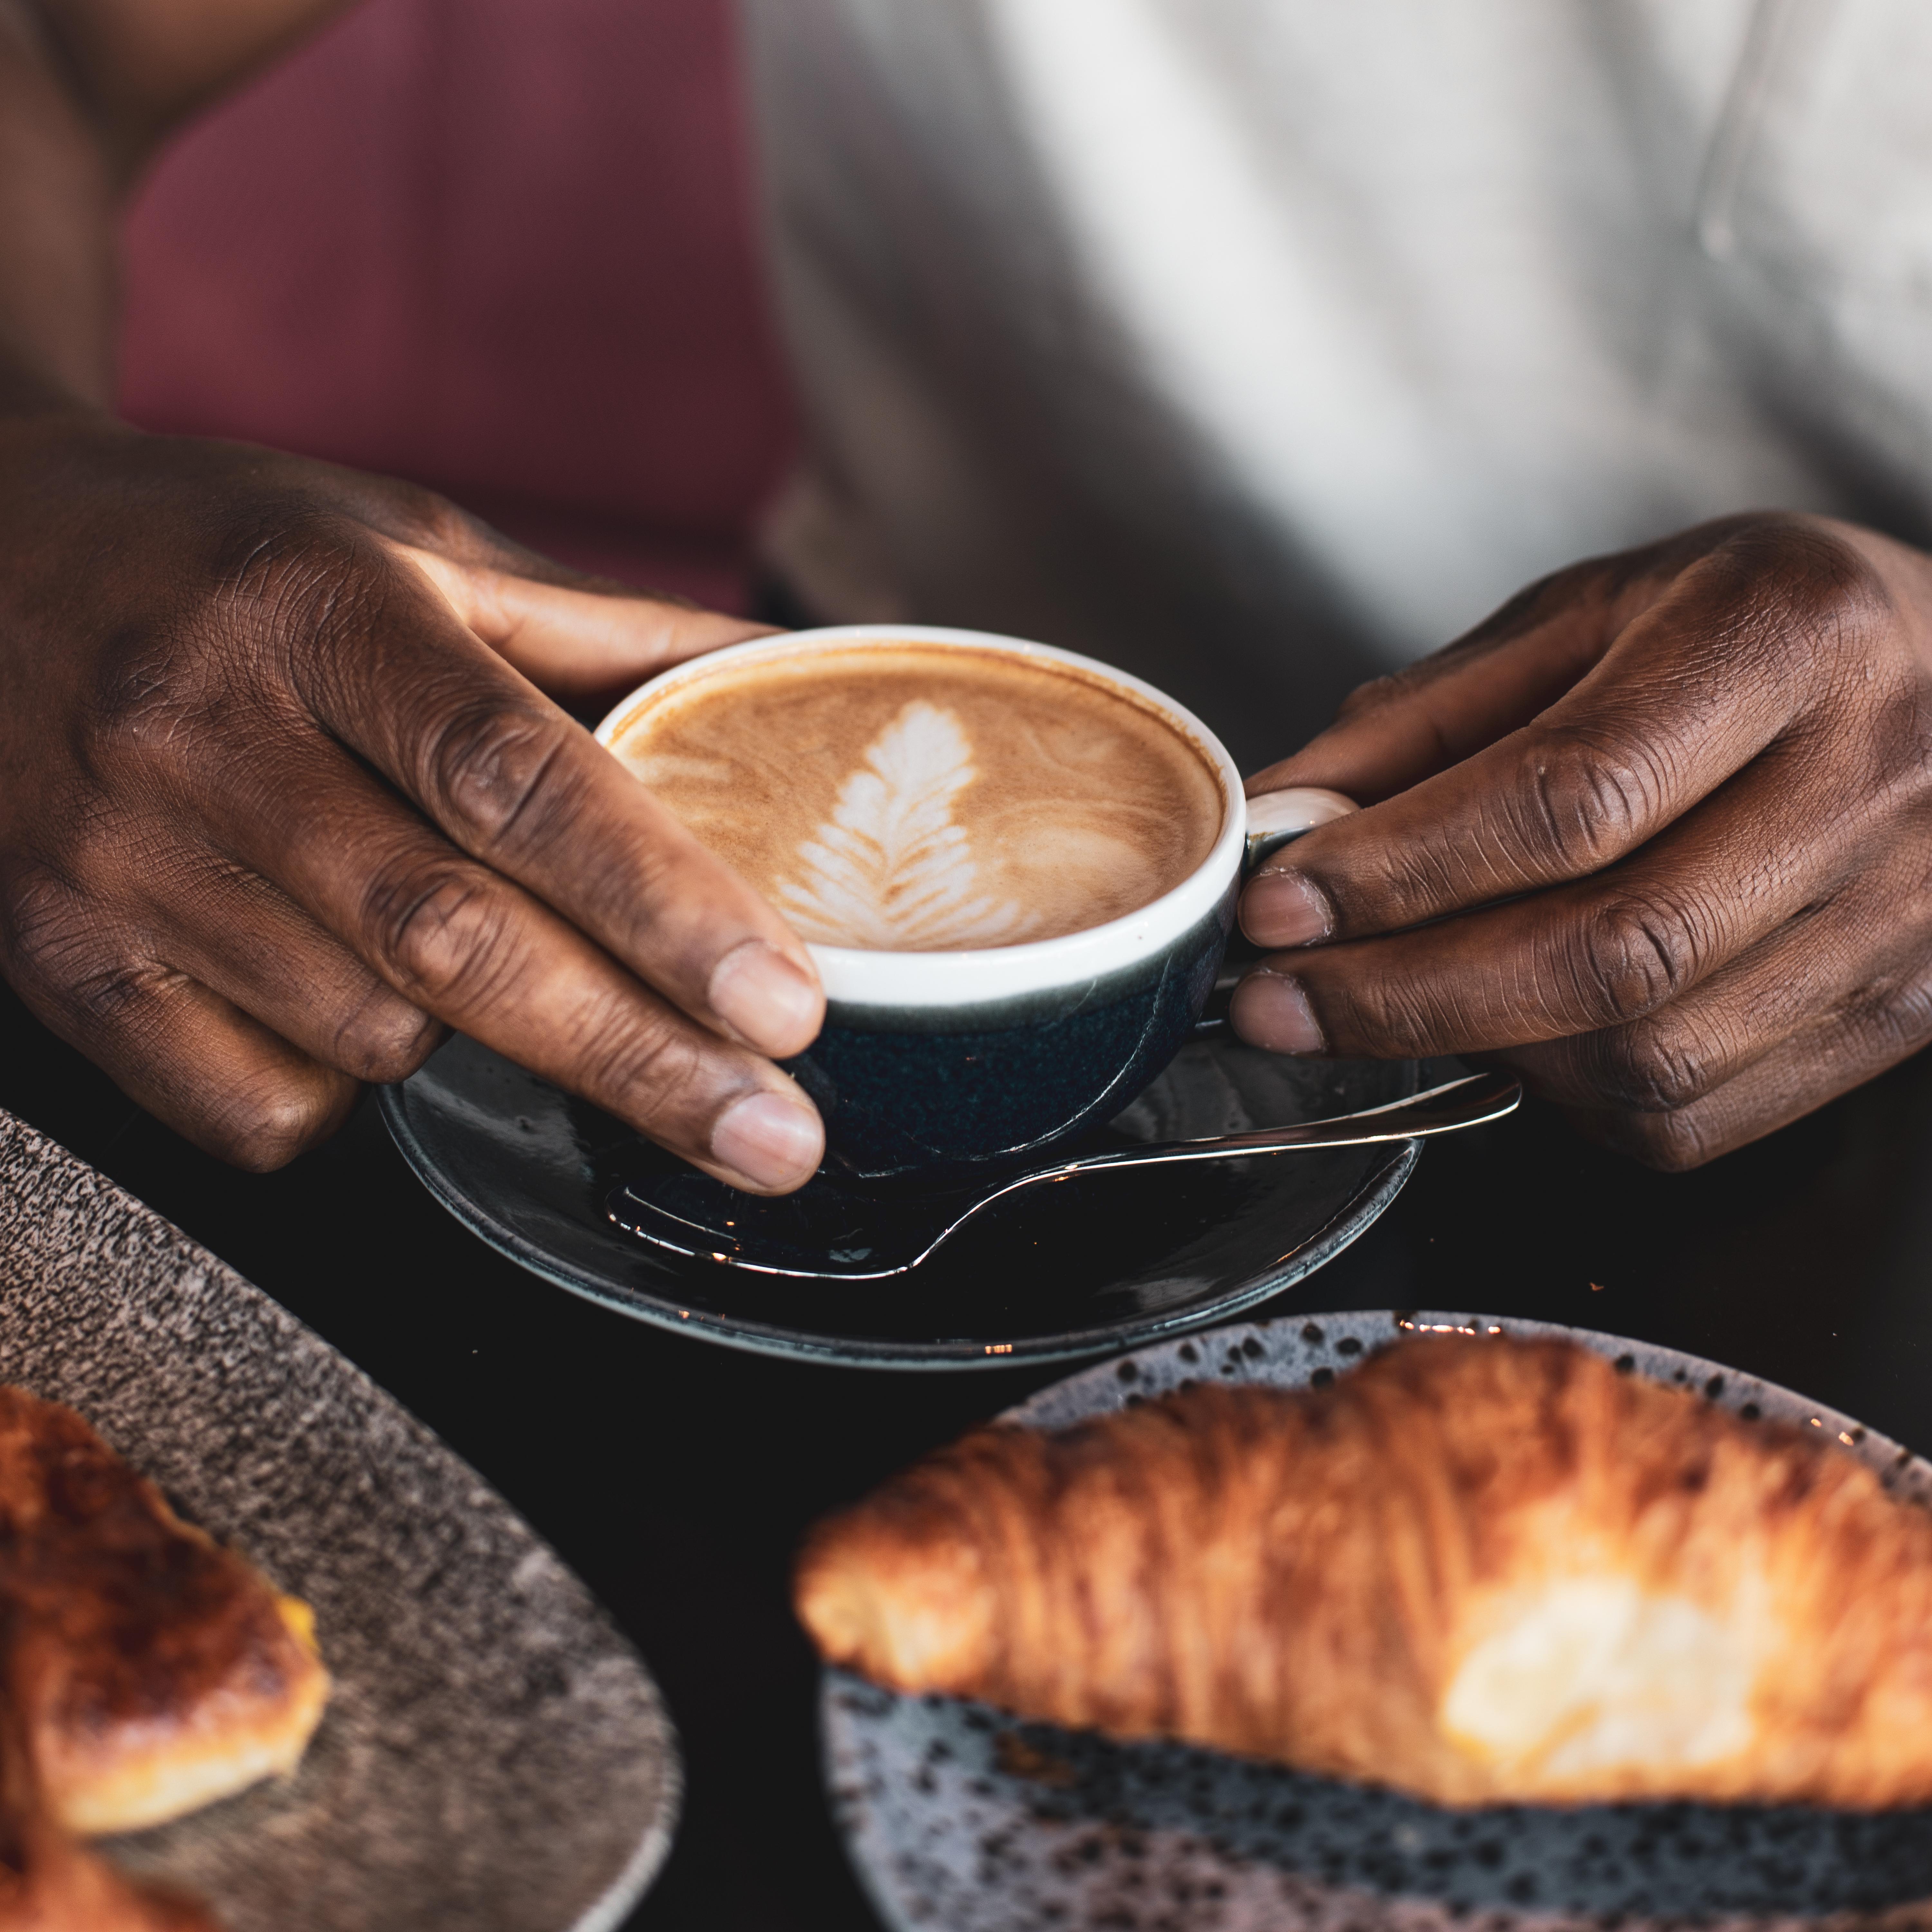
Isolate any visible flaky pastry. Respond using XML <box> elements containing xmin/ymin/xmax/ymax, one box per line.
<box><xmin>0</xmin><ymin>1387</ymin><xmax>329</xmax><ymax>1835</ymax></box>
<box><xmin>0</xmin><ymin>1679</ymin><xmax>215</xmax><ymax>1931</ymax></box>
<box><xmin>796</xmin><ymin>1333</ymin><xmax>1932</xmax><ymax>1807</ymax></box>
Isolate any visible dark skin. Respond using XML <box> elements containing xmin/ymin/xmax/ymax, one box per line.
<box><xmin>5</xmin><ymin>4</ymin><xmax>1932</xmax><ymax>1181</ymax></box>
<box><xmin>0</xmin><ymin>0</ymin><xmax>827</xmax><ymax>1189</ymax></box>
<box><xmin>1234</xmin><ymin>514</ymin><xmax>1932</xmax><ymax>1169</ymax></box>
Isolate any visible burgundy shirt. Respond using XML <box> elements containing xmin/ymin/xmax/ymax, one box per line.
<box><xmin>119</xmin><ymin>0</ymin><xmax>795</xmax><ymax>613</ymax></box>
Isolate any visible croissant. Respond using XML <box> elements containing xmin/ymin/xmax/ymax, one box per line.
<box><xmin>0</xmin><ymin>1387</ymin><xmax>330</xmax><ymax>1836</ymax></box>
<box><xmin>0</xmin><ymin>1678</ymin><xmax>215</xmax><ymax>1932</ymax></box>
<box><xmin>796</xmin><ymin>1332</ymin><xmax>1932</xmax><ymax>1808</ymax></box>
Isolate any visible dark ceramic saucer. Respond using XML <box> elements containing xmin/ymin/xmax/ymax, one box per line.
<box><xmin>379</xmin><ymin>1032</ymin><xmax>1421</xmax><ymax>1368</ymax></box>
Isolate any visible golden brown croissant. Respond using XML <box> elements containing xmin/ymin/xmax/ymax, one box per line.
<box><xmin>0</xmin><ymin>1387</ymin><xmax>329</xmax><ymax>1836</ymax></box>
<box><xmin>796</xmin><ymin>1332</ymin><xmax>1932</xmax><ymax>1808</ymax></box>
<box><xmin>0</xmin><ymin>1677</ymin><xmax>217</xmax><ymax>1932</ymax></box>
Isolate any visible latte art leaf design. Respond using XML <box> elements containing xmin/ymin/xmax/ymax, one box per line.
<box><xmin>776</xmin><ymin>702</ymin><xmax>1037</xmax><ymax>950</ymax></box>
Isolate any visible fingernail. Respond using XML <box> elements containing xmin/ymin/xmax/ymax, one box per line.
<box><xmin>1240</xmin><ymin>869</ymin><xmax>1332</xmax><ymax>948</ymax></box>
<box><xmin>708</xmin><ymin>940</ymin><xmax>822</xmax><ymax>1056</ymax></box>
<box><xmin>1229</xmin><ymin>971</ymin><xmax>1326</xmax><ymax>1056</ymax></box>
<box><xmin>712</xmin><ymin>1090</ymin><xmax>824</xmax><ymax>1190</ymax></box>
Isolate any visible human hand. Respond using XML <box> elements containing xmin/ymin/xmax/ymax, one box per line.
<box><xmin>0</xmin><ymin>414</ymin><xmax>827</xmax><ymax>1186</ymax></box>
<box><xmin>1231</xmin><ymin>513</ymin><xmax>1932</xmax><ymax>1167</ymax></box>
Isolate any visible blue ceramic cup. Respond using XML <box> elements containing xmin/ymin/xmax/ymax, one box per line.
<box><xmin>598</xmin><ymin>625</ymin><xmax>1352</xmax><ymax>1183</ymax></box>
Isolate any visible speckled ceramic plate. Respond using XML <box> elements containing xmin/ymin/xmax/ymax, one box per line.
<box><xmin>823</xmin><ymin>1310</ymin><xmax>1932</xmax><ymax>1930</ymax></box>
<box><xmin>0</xmin><ymin>1109</ymin><xmax>678</xmax><ymax>1932</ymax></box>
<box><xmin>380</xmin><ymin>1032</ymin><xmax>1420</xmax><ymax>1368</ymax></box>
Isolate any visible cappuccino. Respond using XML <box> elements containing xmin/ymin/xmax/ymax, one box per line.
<box><xmin>614</xmin><ymin>642</ymin><xmax>1224</xmax><ymax>951</ymax></box>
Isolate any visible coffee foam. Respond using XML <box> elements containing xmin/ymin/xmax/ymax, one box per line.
<box><xmin>614</xmin><ymin>643</ymin><xmax>1225</xmax><ymax>952</ymax></box>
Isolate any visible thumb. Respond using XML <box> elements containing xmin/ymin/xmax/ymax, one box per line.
<box><xmin>391</xmin><ymin>540</ymin><xmax>779</xmax><ymax>699</ymax></box>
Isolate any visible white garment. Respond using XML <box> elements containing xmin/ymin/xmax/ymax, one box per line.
<box><xmin>737</xmin><ymin>0</ymin><xmax>1932</xmax><ymax>767</ymax></box>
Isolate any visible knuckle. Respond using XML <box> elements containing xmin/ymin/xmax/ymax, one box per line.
<box><xmin>86</xmin><ymin>621</ymin><xmax>204</xmax><ymax>752</ymax></box>
<box><xmin>1846</xmin><ymin>967</ymin><xmax>1932</xmax><ymax>1059</ymax></box>
<box><xmin>1561</xmin><ymin>892</ymin><xmax>1701</xmax><ymax>1027</ymax></box>
<box><xmin>396</xmin><ymin>486</ymin><xmax>488</xmax><ymax>556</ymax></box>
<box><xmin>1506</xmin><ymin>726</ymin><xmax>1666</xmax><ymax>878</ymax></box>
<box><xmin>0</xmin><ymin>872</ymin><xmax>165</xmax><ymax>1033</ymax></box>
<box><xmin>1587</xmin><ymin>1010</ymin><xmax>1725</xmax><ymax>1113</ymax></box>
<box><xmin>417</xmin><ymin>703</ymin><xmax>579</xmax><ymax>854</ymax></box>
<box><xmin>85</xmin><ymin>523</ymin><xmax>383</xmax><ymax>763</ymax></box>
<box><xmin>204</xmin><ymin>1073</ymin><xmax>342</xmax><ymax>1172</ymax></box>
<box><xmin>1325</xmin><ymin>969</ymin><xmax>1459</xmax><ymax>1057</ymax></box>
<box><xmin>1727</xmin><ymin>517</ymin><xmax>1883</xmax><ymax>631</ymax></box>
<box><xmin>1340</xmin><ymin>832</ymin><xmax>1467</xmax><ymax>924</ymax></box>
<box><xmin>572</xmin><ymin>1006</ymin><xmax>710</xmax><ymax>1115</ymax></box>
<box><xmin>1867</xmin><ymin>683</ymin><xmax>1932</xmax><ymax>809</ymax></box>
<box><xmin>360</xmin><ymin>860</ymin><xmax>523</xmax><ymax>1012</ymax></box>
<box><xmin>0</xmin><ymin>866</ymin><xmax>198</xmax><ymax>1049</ymax></box>
<box><xmin>65</xmin><ymin>957</ymin><xmax>176</xmax><ymax>1032</ymax></box>
<box><xmin>205</xmin><ymin>501</ymin><xmax>342</xmax><ymax>600</ymax></box>
<box><xmin>81</xmin><ymin>615</ymin><xmax>260</xmax><ymax>789</ymax></box>
<box><xmin>1607</xmin><ymin>1103</ymin><xmax>1716</xmax><ymax>1173</ymax></box>
<box><xmin>204</xmin><ymin>512</ymin><xmax>390</xmax><ymax>680</ymax></box>
<box><xmin>0</xmin><ymin>864</ymin><xmax>95</xmax><ymax>996</ymax></box>
<box><xmin>1694</xmin><ymin>518</ymin><xmax>1890</xmax><ymax>692</ymax></box>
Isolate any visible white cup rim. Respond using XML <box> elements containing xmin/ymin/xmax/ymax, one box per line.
<box><xmin>595</xmin><ymin>623</ymin><xmax>1246</xmax><ymax>1011</ymax></box>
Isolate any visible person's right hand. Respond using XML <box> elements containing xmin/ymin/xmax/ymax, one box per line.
<box><xmin>0</xmin><ymin>413</ymin><xmax>828</xmax><ymax>1187</ymax></box>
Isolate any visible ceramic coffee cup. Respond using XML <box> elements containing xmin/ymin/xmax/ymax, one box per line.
<box><xmin>598</xmin><ymin>625</ymin><xmax>1352</xmax><ymax>1183</ymax></box>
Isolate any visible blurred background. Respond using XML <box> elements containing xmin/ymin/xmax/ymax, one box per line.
<box><xmin>119</xmin><ymin>0</ymin><xmax>793</xmax><ymax>615</ymax></box>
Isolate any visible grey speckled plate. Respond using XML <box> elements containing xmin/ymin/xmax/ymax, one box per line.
<box><xmin>0</xmin><ymin>1109</ymin><xmax>678</xmax><ymax>1932</ymax></box>
<box><xmin>824</xmin><ymin>1310</ymin><xmax>1932</xmax><ymax>1931</ymax></box>
<box><xmin>381</xmin><ymin>1032</ymin><xmax>1421</xmax><ymax>1368</ymax></box>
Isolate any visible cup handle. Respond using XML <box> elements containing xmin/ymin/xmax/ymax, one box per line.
<box><xmin>1243</xmin><ymin>786</ymin><xmax>1358</xmax><ymax>873</ymax></box>
<box><xmin>1199</xmin><ymin>789</ymin><xmax>1361</xmax><ymax>1028</ymax></box>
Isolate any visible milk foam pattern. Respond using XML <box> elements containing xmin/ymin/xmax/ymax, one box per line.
<box><xmin>775</xmin><ymin>702</ymin><xmax>1039</xmax><ymax>950</ymax></box>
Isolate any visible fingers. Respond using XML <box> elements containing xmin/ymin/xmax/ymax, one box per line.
<box><xmin>392</xmin><ymin>540</ymin><xmax>776</xmax><ymax>699</ymax></box>
<box><xmin>1239</xmin><ymin>532</ymin><xmax>1866</xmax><ymax>952</ymax></box>
<box><xmin>206</xmin><ymin>735</ymin><xmax>824</xmax><ymax>1190</ymax></box>
<box><xmin>1487</xmin><ymin>852</ymin><xmax>1928</xmax><ymax>1115</ymax></box>
<box><xmin>1241</xmin><ymin>514</ymin><xmax>1783</xmax><ymax>808</ymax></box>
<box><xmin>287</xmin><ymin>574</ymin><xmax>823</xmax><ymax>1061</ymax></box>
<box><xmin>2</xmin><ymin>852</ymin><xmax>412</xmax><ymax>1166</ymax></box>
<box><xmin>1234</xmin><ymin>730</ymin><xmax>1876</xmax><ymax>1060</ymax></box>
<box><xmin>1245</xmin><ymin>567</ymin><xmax>1616</xmax><ymax>807</ymax></box>
<box><xmin>133</xmin><ymin>855</ymin><xmax>445</xmax><ymax>1084</ymax></box>
<box><xmin>1489</xmin><ymin>919</ymin><xmax>1842</xmax><ymax>1118</ymax></box>
<box><xmin>9</xmin><ymin>949</ymin><xmax>358</xmax><ymax>1171</ymax></box>
<box><xmin>1553</xmin><ymin>972</ymin><xmax>1932</xmax><ymax>1169</ymax></box>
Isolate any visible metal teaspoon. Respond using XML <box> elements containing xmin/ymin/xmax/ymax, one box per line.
<box><xmin>607</xmin><ymin>1069</ymin><xmax>1521</xmax><ymax>1282</ymax></box>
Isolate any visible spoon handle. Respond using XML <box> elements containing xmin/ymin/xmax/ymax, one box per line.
<box><xmin>1052</xmin><ymin>1070</ymin><xmax>1522</xmax><ymax>1177</ymax></box>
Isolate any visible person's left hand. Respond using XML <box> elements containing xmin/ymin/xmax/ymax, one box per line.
<box><xmin>1230</xmin><ymin>512</ymin><xmax>1932</xmax><ymax>1168</ymax></box>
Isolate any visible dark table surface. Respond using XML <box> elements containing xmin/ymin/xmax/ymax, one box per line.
<box><xmin>7</xmin><ymin>974</ymin><xmax>1932</xmax><ymax>1930</ymax></box>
